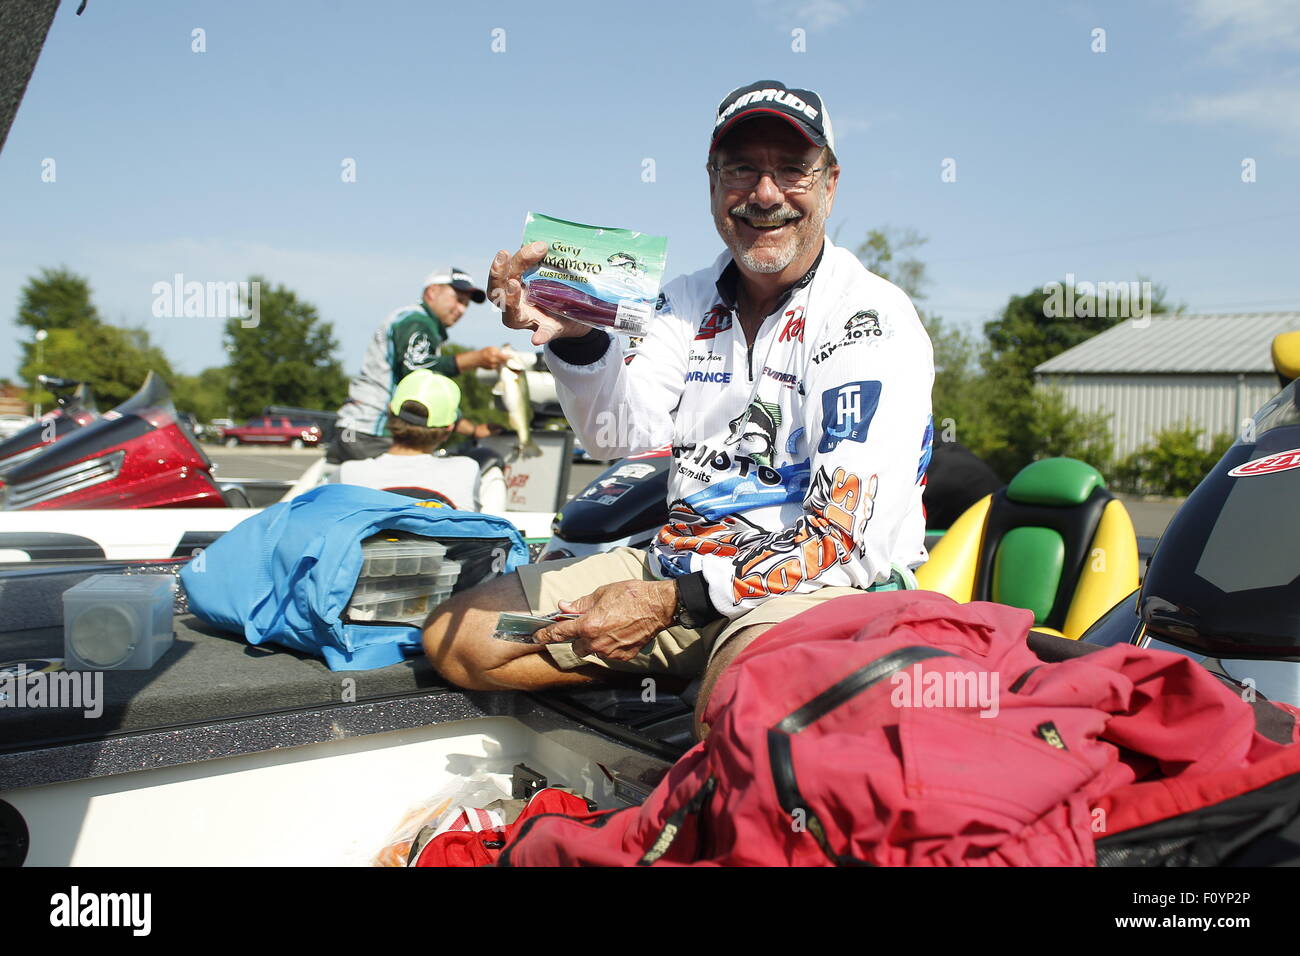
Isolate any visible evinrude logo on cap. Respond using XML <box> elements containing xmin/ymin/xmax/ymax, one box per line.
<box><xmin>1228</xmin><ymin>448</ymin><xmax>1300</xmax><ymax>478</ymax></box>
<box><xmin>715</xmin><ymin>87</ymin><xmax>819</xmax><ymax>129</ymax></box>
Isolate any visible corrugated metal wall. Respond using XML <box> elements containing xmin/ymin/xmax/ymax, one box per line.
<box><xmin>1038</xmin><ymin>373</ymin><xmax>1279</xmax><ymax>457</ymax></box>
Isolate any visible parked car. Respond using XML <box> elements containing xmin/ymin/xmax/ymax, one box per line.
<box><xmin>0</xmin><ymin>414</ymin><xmax>35</xmax><ymax>440</ymax></box>
<box><xmin>204</xmin><ymin>417</ymin><xmax>236</xmax><ymax>442</ymax></box>
<box><xmin>263</xmin><ymin>405</ymin><xmax>338</xmax><ymax>443</ymax></box>
<box><xmin>221</xmin><ymin>416</ymin><xmax>322</xmax><ymax>449</ymax></box>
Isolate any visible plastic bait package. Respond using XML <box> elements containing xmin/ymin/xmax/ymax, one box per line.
<box><xmin>520</xmin><ymin>212</ymin><xmax>668</xmax><ymax>336</ymax></box>
<box><xmin>491</xmin><ymin>610</ymin><xmax>579</xmax><ymax>644</ymax></box>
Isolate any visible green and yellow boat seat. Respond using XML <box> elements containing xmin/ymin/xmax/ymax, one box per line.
<box><xmin>915</xmin><ymin>457</ymin><xmax>1139</xmax><ymax>640</ymax></box>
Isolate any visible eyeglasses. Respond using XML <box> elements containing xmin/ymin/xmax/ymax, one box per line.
<box><xmin>709</xmin><ymin>160</ymin><xmax>830</xmax><ymax>193</ymax></box>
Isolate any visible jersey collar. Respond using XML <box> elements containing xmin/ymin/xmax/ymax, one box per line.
<box><xmin>714</xmin><ymin>240</ymin><xmax>826</xmax><ymax>313</ymax></box>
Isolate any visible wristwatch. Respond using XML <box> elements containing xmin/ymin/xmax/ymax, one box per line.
<box><xmin>672</xmin><ymin>572</ymin><xmax>722</xmax><ymax>630</ymax></box>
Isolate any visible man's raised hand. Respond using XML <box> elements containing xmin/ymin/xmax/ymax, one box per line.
<box><xmin>488</xmin><ymin>242</ymin><xmax>591</xmax><ymax>345</ymax></box>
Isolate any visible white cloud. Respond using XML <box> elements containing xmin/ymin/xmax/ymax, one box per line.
<box><xmin>1171</xmin><ymin>84</ymin><xmax>1300</xmax><ymax>150</ymax></box>
<box><xmin>754</xmin><ymin>0</ymin><xmax>865</xmax><ymax>31</ymax></box>
<box><xmin>1185</xmin><ymin>0</ymin><xmax>1300</xmax><ymax>57</ymax></box>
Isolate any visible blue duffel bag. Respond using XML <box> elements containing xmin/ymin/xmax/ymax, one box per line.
<box><xmin>180</xmin><ymin>483</ymin><xmax>529</xmax><ymax>670</ymax></box>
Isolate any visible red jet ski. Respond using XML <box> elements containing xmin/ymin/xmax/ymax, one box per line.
<box><xmin>0</xmin><ymin>376</ymin><xmax>99</xmax><ymax>481</ymax></box>
<box><xmin>0</xmin><ymin>372</ymin><xmax>226</xmax><ymax>511</ymax></box>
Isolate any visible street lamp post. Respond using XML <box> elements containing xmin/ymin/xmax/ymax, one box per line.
<box><xmin>33</xmin><ymin>328</ymin><xmax>47</xmax><ymax>418</ymax></box>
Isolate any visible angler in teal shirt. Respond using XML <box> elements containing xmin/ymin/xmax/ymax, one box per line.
<box><xmin>330</xmin><ymin>267</ymin><xmax>507</xmax><ymax>463</ymax></box>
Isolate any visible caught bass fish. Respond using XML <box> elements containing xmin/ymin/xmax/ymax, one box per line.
<box><xmin>493</xmin><ymin>351</ymin><xmax>541</xmax><ymax>458</ymax></box>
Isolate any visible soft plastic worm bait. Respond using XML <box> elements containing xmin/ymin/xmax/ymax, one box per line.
<box><xmin>526</xmin><ymin>278</ymin><xmax>622</xmax><ymax>330</ymax></box>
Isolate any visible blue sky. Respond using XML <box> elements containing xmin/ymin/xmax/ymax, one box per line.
<box><xmin>2</xmin><ymin>0</ymin><xmax>1298</xmax><ymax>382</ymax></box>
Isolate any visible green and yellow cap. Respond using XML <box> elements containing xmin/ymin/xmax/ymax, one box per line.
<box><xmin>389</xmin><ymin>369</ymin><xmax>461</xmax><ymax>428</ymax></box>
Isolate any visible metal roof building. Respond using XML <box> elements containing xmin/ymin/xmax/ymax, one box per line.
<box><xmin>1035</xmin><ymin>312</ymin><xmax>1299</xmax><ymax>457</ymax></box>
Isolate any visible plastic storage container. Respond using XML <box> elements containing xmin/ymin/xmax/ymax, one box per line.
<box><xmin>434</xmin><ymin>560</ymin><xmax>461</xmax><ymax>590</ymax></box>
<box><xmin>359</xmin><ymin>536</ymin><xmax>446</xmax><ymax>578</ymax></box>
<box><xmin>348</xmin><ymin>584</ymin><xmax>451</xmax><ymax>626</ymax></box>
<box><xmin>349</xmin><ymin>537</ymin><xmax>461</xmax><ymax>626</ymax></box>
<box><xmin>63</xmin><ymin>574</ymin><xmax>176</xmax><ymax>670</ymax></box>
<box><xmin>353</xmin><ymin>573</ymin><xmax>438</xmax><ymax>597</ymax></box>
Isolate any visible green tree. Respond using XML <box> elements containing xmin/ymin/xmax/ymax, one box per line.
<box><xmin>979</xmin><ymin>282</ymin><xmax>1171</xmax><ymax>477</ymax></box>
<box><xmin>855</xmin><ymin>226</ymin><xmax>929</xmax><ymax>303</ymax></box>
<box><xmin>223</xmin><ymin>277</ymin><xmax>348</xmax><ymax>419</ymax></box>
<box><xmin>173</xmin><ymin>366</ymin><xmax>234</xmax><ymax>421</ymax></box>
<box><xmin>13</xmin><ymin>268</ymin><xmax>176</xmax><ymax>407</ymax></box>
<box><xmin>854</xmin><ymin>226</ymin><xmax>1000</xmax><ymax>457</ymax></box>
<box><xmin>1116</xmin><ymin>425</ymin><xmax>1233</xmax><ymax>496</ymax></box>
<box><xmin>1026</xmin><ymin>385</ymin><xmax>1115</xmax><ymax>473</ymax></box>
<box><xmin>853</xmin><ymin>232</ymin><xmax>1174</xmax><ymax>481</ymax></box>
<box><xmin>14</xmin><ymin>266</ymin><xmax>102</xmax><ymax>334</ymax></box>
<box><xmin>18</xmin><ymin>324</ymin><xmax>177</xmax><ymax>408</ymax></box>
<box><xmin>923</xmin><ymin>315</ymin><xmax>1003</xmax><ymax>459</ymax></box>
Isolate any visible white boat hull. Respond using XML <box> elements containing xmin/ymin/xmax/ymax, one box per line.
<box><xmin>3</xmin><ymin>715</ymin><xmax>636</xmax><ymax>866</ymax></box>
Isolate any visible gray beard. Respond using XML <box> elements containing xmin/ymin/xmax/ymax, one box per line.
<box><xmin>736</xmin><ymin>246</ymin><xmax>794</xmax><ymax>274</ymax></box>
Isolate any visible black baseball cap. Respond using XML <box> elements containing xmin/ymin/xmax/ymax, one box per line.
<box><xmin>710</xmin><ymin>80</ymin><xmax>836</xmax><ymax>155</ymax></box>
<box><xmin>423</xmin><ymin>267</ymin><xmax>486</xmax><ymax>303</ymax></box>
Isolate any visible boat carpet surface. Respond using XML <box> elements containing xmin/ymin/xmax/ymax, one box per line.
<box><xmin>0</xmin><ymin>561</ymin><xmax>450</xmax><ymax>754</ymax></box>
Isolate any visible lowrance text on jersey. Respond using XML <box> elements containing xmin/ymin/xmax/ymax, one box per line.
<box><xmin>685</xmin><ymin>370</ymin><xmax>733</xmax><ymax>384</ymax></box>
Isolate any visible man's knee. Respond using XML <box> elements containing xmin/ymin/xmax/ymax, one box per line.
<box><xmin>692</xmin><ymin>622</ymin><xmax>775</xmax><ymax>740</ymax></box>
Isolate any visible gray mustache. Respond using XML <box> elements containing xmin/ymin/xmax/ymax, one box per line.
<box><xmin>730</xmin><ymin>206</ymin><xmax>802</xmax><ymax>223</ymax></box>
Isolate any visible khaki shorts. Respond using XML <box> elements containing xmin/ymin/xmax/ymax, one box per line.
<box><xmin>515</xmin><ymin>547</ymin><xmax>886</xmax><ymax>679</ymax></box>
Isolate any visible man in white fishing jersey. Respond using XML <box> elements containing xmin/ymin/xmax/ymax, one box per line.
<box><xmin>424</xmin><ymin>81</ymin><xmax>934</xmax><ymax>738</ymax></box>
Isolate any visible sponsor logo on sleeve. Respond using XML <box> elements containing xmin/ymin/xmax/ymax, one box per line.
<box><xmin>725</xmin><ymin>400</ymin><xmax>782</xmax><ymax>466</ymax></box>
<box><xmin>673</xmin><ymin>437</ymin><xmax>787</xmax><ymax>485</ymax></box>
<box><xmin>694</xmin><ymin>305</ymin><xmax>733</xmax><ymax>340</ymax></box>
<box><xmin>819</xmin><ymin>381</ymin><xmax>881</xmax><ymax>453</ymax></box>
<box><xmin>845</xmin><ymin>309</ymin><xmax>882</xmax><ymax>336</ymax></box>
<box><xmin>721</xmin><ymin>465</ymin><xmax>876</xmax><ymax>603</ymax></box>
<box><xmin>917</xmin><ymin>415</ymin><xmax>934</xmax><ymax>482</ymax></box>
<box><xmin>778</xmin><ymin>305</ymin><xmax>805</xmax><ymax>343</ymax></box>
<box><xmin>403</xmin><ymin>331</ymin><xmax>435</xmax><ymax>369</ymax></box>
<box><xmin>811</xmin><ymin>309</ymin><xmax>886</xmax><ymax>365</ymax></box>
<box><xmin>762</xmin><ymin>365</ymin><xmax>799</xmax><ymax>388</ymax></box>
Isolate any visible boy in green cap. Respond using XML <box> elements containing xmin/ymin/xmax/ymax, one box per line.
<box><xmin>336</xmin><ymin>370</ymin><xmax>506</xmax><ymax>512</ymax></box>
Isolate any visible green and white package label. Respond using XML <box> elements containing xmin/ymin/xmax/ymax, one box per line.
<box><xmin>520</xmin><ymin>212</ymin><xmax>669</xmax><ymax>337</ymax></box>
